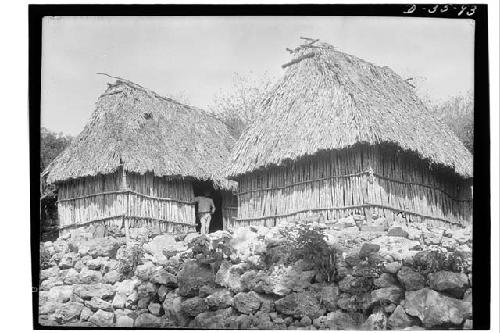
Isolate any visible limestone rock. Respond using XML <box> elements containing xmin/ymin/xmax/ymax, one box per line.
<box><xmin>383</xmin><ymin>262</ymin><xmax>402</xmax><ymax>274</ymax></box>
<box><xmin>73</xmin><ymin>283</ymin><xmax>114</xmax><ymax>300</ymax></box>
<box><xmin>177</xmin><ymin>261</ymin><xmax>215</xmax><ymax>297</ymax></box>
<box><xmin>116</xmin><ymin>315</ymin><xmax>134</xmax><ymax>327</ymax></box>
<box><xmin>369</xmin><ymin>287</ymin><xmax>403</xmax><ymax>306</ymax></box>
<box><xmin>89</xmin><ymin>309</ymin><xmax>115</xmax><ymax>327</ymax></box>
<box><xmin>79</xmin><ymin>268</ymin><xmax>103</xmax><ymax>284</ymax></box>
<box><xmin>362</xmin><ymin>310</ymin><xmax>387</xmax><ymax>330</ymax></box>
<box><xmin>135</xmin><ymin>262</ymin><xmax>156</xmax><ymax>281</ymax></box>
<box><xmin>397</xmin><ymin>266</ymin><xmax>426</xmax><ymax>291</ymax></box>
<box><xmin>388</xmin><ymin>305</ymin><xmax>418</xmax><ymax>329</ymax></box>
<box><xmin>151</xmin><ymin>268</ymin><xmax>177</xmax><ymax>287</ymax></box>
<box><xmin>275</xmin><ymin>291</ymin><xmax>325</xmax><ymax>319</ymax></box>
<box><xmin>233</xmin><ymin>291</ymin><xmax>262</xmax><ymax>314</ymax></box>
<box><xmin>339</xmin><ymin>275</ymin><xmax>373</xmax><ymax>294</ymax></box>
<box><xmin>85</xmin><ymin>297</ymin><xmax>113</xmax><ymax>312</ymax></box>
<box><xmin>53</xmin><ymin>302</ymin><xmax>84</xmax><ymax>324</ymax></box>
<box><xmin>59</xmin><ymin>252</ymin><xmax>79</xmax><ymax>269</ymax></box>
<box><xmin>47</xmin><ymin>285</ymin><xmax>74</xmax><ymax>303</ymax></box>
<box><xmin>313</xmin><ymin>311</ymin><xmax>358</xmax><ymax>330</ymax></box>
<box><xmin>134</xmin><ymin>313</ymin><xmax>165</xmax><ymax>328</ymax></box>
<box><xmin>148</xmin><ymin>302</ymin><xmax>162</xmax><ymax>316</ymax></box>
<box><xmin>403</xmin><ymin>288</ymin><xmax>472</xmax><ymax>328</ymax></box>
<box><xmin>180</xmin><ymin>297</ymin><xmax>209</xmax><ymax>317</ymax></box>
<box><xmin>206</xmin><ymin>289</ymin><xmax>233</xmax><ymax>309</ymax></box>
<box><xmin>163</xmin><ymin>293</ymin><xmax>188</xmax><ymax>326</ymax></box>
<box><xmin>428</xmin><ymin>270</ymin><xmax>469</xmax><ymax>298</ymax></box>
<box><xmin>387</xmin><ymin>227</ymin><xmax>409</xmax><ymax>238</ymax></box>
<box><xmin>374</xmin><ymin>273</ymin><xmax>399</xmax><ymax>288</ymax></box>
<box><xmin>215</xmin><ymin>261</ymin><xmax>245</xmax><ymax>292</ymax></box>
<box><xmin>359</xmin><ymin>242</ymin><xmax>380</xmax><ymax>259</ymax></box>
<box><xmin>103</xmin><ymin>270</ymin><xmax>122</xmax><ymax>284</ymax></box>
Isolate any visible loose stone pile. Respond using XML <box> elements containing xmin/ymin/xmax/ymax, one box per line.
<box><xmin>39</xmin><ymin>220</ymin><xmax>472</xmax><ymax>329</ymax></box>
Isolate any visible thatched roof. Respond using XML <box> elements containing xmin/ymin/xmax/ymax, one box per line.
<box><xmin>228</xmin><ymin>40</ymin><xmax>473</xmax><ymax>179</ymax></box>
<box><xmin>46</xmin><ymin>77</ymin><xmax>236</xmax><ymax>190</ymax></box>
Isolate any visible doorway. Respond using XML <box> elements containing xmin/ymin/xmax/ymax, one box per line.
<box><xmin>192</xmin><ymin>180</ymin><xmax>223</xmax><ymax>233</ymax></box>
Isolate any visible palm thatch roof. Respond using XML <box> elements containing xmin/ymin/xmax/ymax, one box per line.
<box><xmin>46</xmin><ymin>77</ymin><xmax>236</xmax><ymax>190</ymax></box>
<box><xmin>228</xmin><ymin>40</ymin><xmax>473</xmax><ymax>179</ymax></box>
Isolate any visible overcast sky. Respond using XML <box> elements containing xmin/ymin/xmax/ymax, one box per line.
<box><xmin>41</xmin><ymin>16</ymin><xmax>474</xmax><ymax>136</ymax></box>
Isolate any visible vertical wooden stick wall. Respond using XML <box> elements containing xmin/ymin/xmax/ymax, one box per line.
<box><xmin>57</xmin><ymin>169</ymin><xmax>197</xmax><ymax>234</ymax></box>
<box><xmin>235</xmin><ymin>145</ymin><xmax>472</xmax><ymax>228</ymax></box>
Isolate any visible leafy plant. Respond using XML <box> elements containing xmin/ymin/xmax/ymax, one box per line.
<box><xmin>118</xmin><ymin>244</ymin><xmax>145</xmax><ymax>277</ymax></box>
<box><xmin>40</xmin><ymin>244</ymin><xmax>51</xmax><ymax>270</ymax></box>
<box><xmin>282</xmin><ymin>223</ymin><xmax>338</xmax><ymax>282</ymax></box>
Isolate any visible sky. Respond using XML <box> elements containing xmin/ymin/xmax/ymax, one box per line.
<box><xmin>41</xmin><ymin>16</ymin><xmax>475</xmax><ymax>136</ymax></box>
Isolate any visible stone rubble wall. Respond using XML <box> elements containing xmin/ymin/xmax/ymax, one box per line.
<box><xmin>38</xmin><ymin>219</ymin><xmax>472</xmax><ymax>329</ymax></box>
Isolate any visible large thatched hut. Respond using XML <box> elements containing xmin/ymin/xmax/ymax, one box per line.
<box><xmin>228</xmin><ymin>40</ymin><xmax>473</xmax><ymax>229</ymax></box>
<box><xmin>45</xmin><ymin>78</ymin><xmax>237</xmax><ymax>237</ymax></box>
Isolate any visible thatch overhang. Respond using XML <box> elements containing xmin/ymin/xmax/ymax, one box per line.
<box><xmin>46</xmin><ymin>77</ymin><xmax>237</xmax><ymax>191</ymax></box>
<box><xmin>228</xmin><ymin>41</ymin><xmax>473</xmax><ymax>180</ymax></box>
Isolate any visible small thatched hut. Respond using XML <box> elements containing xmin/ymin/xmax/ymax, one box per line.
<box><xmin>45</xmin><ymin>77</ymin><xmax>237</xmax><ymax>236</ymax></box>
<box><xmin>228</xmin><ymin>40</ymin><xmax>473</xmax><ymax>228</ymax></box>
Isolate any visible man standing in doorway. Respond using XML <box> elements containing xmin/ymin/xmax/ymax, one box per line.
<box><xmin>194</xmin><ymin>191</ymin><xmax>215</xmax><ymax>235</ymax></box>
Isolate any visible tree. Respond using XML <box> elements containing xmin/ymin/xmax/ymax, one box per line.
<box><xmin>430</xmin><ymin>92</ymin><xmax>474</xmax><ymax>154</ymax></box>
<box><xmin>40</xmin><ymin>127</ymin><xmax>73</xmax><ymax>173</ymax></box>
<box><xmin>209</xmin><ymin>72</ymin><xmax>276</xmax><ymax>139</ymax></box>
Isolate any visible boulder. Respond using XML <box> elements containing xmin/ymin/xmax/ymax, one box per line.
<box><xmin>275</xmin><ymin>291</ymin><xmax>325</xmax><ymax>319</ymax></box>
<box><xmin>403</xmin><ymin>288</ymin><xmax>472</xmax><ymax>328</ymax></box>
<box><xmin>63</xmin><ymin>268</ymin><xmax>81</xmax><ymax>284</ymax></box>
<box><xmin>73</xmin><ymin>283</ymin><xmax>115</xmax><ymax>300</ymax></box>
<box><xmin>40</xmin><ymin>277</ymin><xmax>63</xmax><ymax>291</ymax></box>
<box><xmin>370</xmin><ymin>236</ymin><xmax>420</xmax><ymax>261</ymax></box>
<box><xmin>229</xmin><ymin>227</ymin><xmax>266</xmax><ymax>262</ymax></box>
<box><xmin>387</xmin><ymin>304</ymin><xmax>418</xmax><ymax>329</ymax></box>
<box><xmin>163</xmin><ymin>292</ymin><xmax>188</xmax><ymax>326</ymax></box>
<box><xmin>85</xmin><ymin>297</ymin><xmax>113</xmax><ymax>312</ymax></box>
<box><xmin>79</xmin><ymin>268</ymin><xmax>103</xmax><ymax>284</ymax></box>
<box><xmin>79</xmin><ymin>238</ymin><xmax>123</xmax><ymax>258</ymax></box>
<box><xmin>103</xmin><ymin>270</ymin><xmax>122</xmax><ymax>284</ymax></box>
<box><xmin>39</xmin><ymin>301</ymin><xmax>59</xmax><ymax>315</ymax></box>
<box><xmin>148</xmin><ymin>302</ymin><xmax>162</xmax><ymax>316</ymax></box>
<box><xmin>369</xmin><ymin>287</ymin><xmax>403</xmax><ymax>306</ymax></box>
<box><xmin>206</xmin><ymin>289</ymin><xmax>234</xmax><ymax>309</ymax></box>
<box><xmin>53</xmin><ymin>302</ymin><xmax>84</xmax><ymax>324</ymax></box>
<box><xmin>315</xmin><ymin>285</ymin><xmax>339</xmax><ymax>311</ymax></box>
<box><xmin>397</xmin><ymin>266</ymin><xmax>426</xmax><ymax>291</ymax></box>
<box><xmin>134</xmin><ymin>313</ymin><xmax>166</xmax><ymax>328</ymax></box>
<box><xmin>215</xmin><ymin>261</ymin><xmax>245</xmax><ymax>292</ymax></box>
<box><xmin>361</xmin><ymin>310</ymin><xmax>387</xmax><ymax>330</ymax></box>
<box><xmin>180</xmin><ymin>297</ymin><xmax>209</xmax><ymax>317</ymax></box>
<box><xmin>116</xmin><ymin>315</ymin><xmax>134</xmax><ymax>327</ymax></box>
<box><xmin>144</xmin><ymin>234</ymin><xmax>188</xmax><ymax>261</ymax></box>
<box><xmin>312</xmin><ymin>311</ymin><xmax>358</xmax><ymax>330</ymax></box>
<box><xmin>86</xmin><ymin>256</ymin><xmax>108</xmax><ymax>270</ymax></box>
<box><xmin>383</xmin><ymin>262</ymin><xmax>402</xmax><ymax>274</ymax></box>
<box><xmin>47</xmin><ymin>285</ymin><xmax>74</xmax><ymax>303</ymax></box>
<box><xmin>359</xmin><ymin>242</ymin><xmax>380</xmax><ymax>259</ymax></box>
<box><xmin>112</xmin><ymin>293</ymin><xmax>127</xmax><ymax>309</ymax></box>
<box><xmin>115</xmin><ymin>279</ymin><xmax>140</xmax><ymax>296</ymax></box>
<box><xmin>387</xmin><ymin>227</ymin><xmax>409</xmax><ymax>238</ymax></box>
<box><xmin>89</xmin><ymin>309</ymin><xmax>115</xmax><ymax>327</ymax></box>
<box><xmin>374</xmin><ymin>273</ymin><xmax>399</xmax><ymax>288</ymax></box>
<box><xmin>79</xmin><ymin>307</ymin><xmax>93</xmax><ymax>321</ymax></box>
<box><xmin>177</xmin><ymin>261</ymin><xmax>215</xmax><ymax>297</ymax></box>
<box><xmin>337</xmin><ymin>292</ymin><xmax>371</xmax><ymax>311</ymax></box>
<box><xmin>192</xmin><ymin>308</ymin><xmax>233</xmax><ymax>329</ymax></box>
<box><xmin>41</xmin><ymin>266</ymin><xmax>60</xmax><ymax>281</ymax></box>
<box><xmin>59</xmin><ymin>252</ymin><xmax>79</xmax><ymax>269</ymax></box>
<box><xmin>135</xmin><ymin>262</ymin><xmax>156</xmax><ymax>281</ymax></box>
<box><xmin>151</xmin><ymin>268</ymin><xmax>177</xmax><ymax>287</ymax></box>
<box><xmin>233</xmin><ymin>291</ymin><xmax>262</xmax><ymax>314</ymax></box>
<box><xmin>428</xmin><ymin>270</ymin><xmax>469</xmax><ymax>298</ymax></box>
<box><xmin>339</xmin><ymin>275</ymin><xmax>373</xmax><ymax>294</ymax></box>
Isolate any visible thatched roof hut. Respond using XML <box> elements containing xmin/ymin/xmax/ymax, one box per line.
<box><xmin>228</xmin><ymin>40</ymin><xmax>473</xmax><ymax>228</ymax></box>
<box><xmin>45</xmin><ymin>77</ymin><xmax>237</xmax><ymax>236</ymax></box>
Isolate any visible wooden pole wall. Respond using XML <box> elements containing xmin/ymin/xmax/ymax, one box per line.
<box><xmin>235</xmin><ymin>145</ymin><xmax>472</xmax><ymax>228</ymax></box>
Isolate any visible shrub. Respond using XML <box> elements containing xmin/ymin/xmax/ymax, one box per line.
<box><xmin>118</xmin><ymin>244</ymin><xmax>145</xmax><ymax>277</ymax></box>
<box><xmin>281</xmin><ymin>223</ymin><xmax>338</xmax><ymax>282</ymax></box>
<box><xmin>40</xmin><ymin>244</ymin><xmax>51</xmax><ymax>270</ymax></box>
<box><xmin>412</xmin><ymin>249</ymin><xmax>470</xmax><ymax>274</ymax></box>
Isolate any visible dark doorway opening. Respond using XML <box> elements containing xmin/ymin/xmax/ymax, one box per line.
<box><xmin>192</xmin><ymin>180</ymin><xmax>223</xmax><ymax>233</ymax></box>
